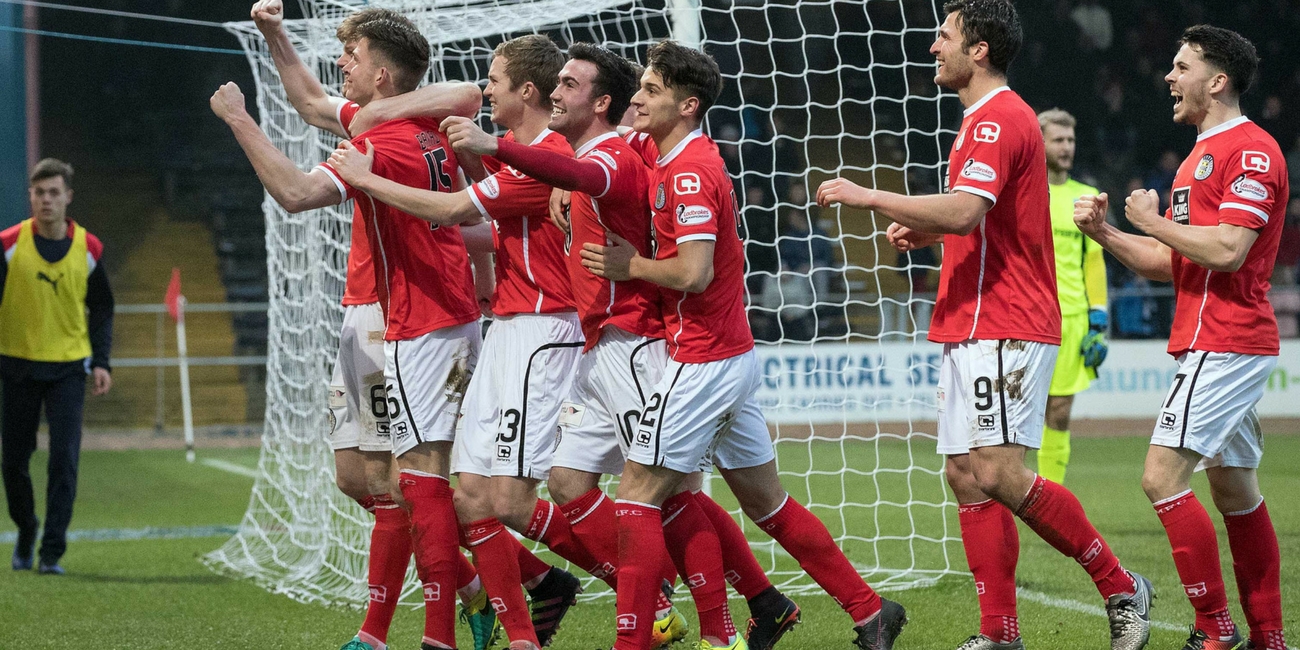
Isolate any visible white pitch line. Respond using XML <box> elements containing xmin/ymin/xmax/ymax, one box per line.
<box><xmin>199</xmin><ymin>458</ymin><xmax>258</xmax><ymax>478</ymax></box>
<box><xmin>0</xmin><ymin>525</ymin><xmax>237</xmax><ymax>544</ymax></box>
<box><xmin>1017</xmin><ymin>587</ymin><xmax>1180</xmax><ymax>632</ymax></box>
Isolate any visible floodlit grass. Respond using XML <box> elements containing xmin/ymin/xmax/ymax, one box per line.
<box><xmin>1</xmin><ymin>435</ymin><xmax>1296</xmax><ymax>649</ymax></box>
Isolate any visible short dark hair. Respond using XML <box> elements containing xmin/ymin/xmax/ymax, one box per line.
<box><xmin>645</xmin><ymin>40</ymin><xmax>722</xmax><ymax>122</ymax></box>
<box><xmin>567</xmin><ymin>43</ymin><xmax>640</xmax><ymax>125</ymax></box>
<box><xmin>494</xmin><ymin>35</ymin><xmax>566</xmax><ymax>109</ymax></box>
<box><xmin>30</xmin><ymin>158</ymin><xmax>73</xmax><ymax>187</ymax></box>
<box><xmin>1179</xmin><ymin>25</ymin><xmax>1258</xmax><ymax>97</ymax></box>
<box><xmin>942</xmin><ymin>0</ymin><xmax>1022</xmax><ymax>76</ymax></box>
<box><xmin>348</xmin><ymin>10</ymin><xmax>430</xmax><ymax>93</ymax></box>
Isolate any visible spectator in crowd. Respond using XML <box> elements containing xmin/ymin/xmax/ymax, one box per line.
<box><xmin>1</xmin><ymin>159</ymin><xmax>114</xmax><ymax>575</ymax></box>
<box><xmin>759</xmin><ymin>206</ymin><xmax>834</xmax><ymax>342</ymax></box>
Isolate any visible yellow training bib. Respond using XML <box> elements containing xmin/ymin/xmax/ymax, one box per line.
<box><xmin>0</xmin><ymin>219</ymin><xmax>92</xmax><ymax>362</ymax></box>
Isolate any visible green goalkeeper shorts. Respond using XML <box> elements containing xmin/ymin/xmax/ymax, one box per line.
<box><xmin>1049</xmin><ymin>311</ymin><xmax>1096</xmax><ymax>397</ymax></box>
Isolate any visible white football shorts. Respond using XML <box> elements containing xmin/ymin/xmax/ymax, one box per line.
<box><xmin>552</xmin><ymin>327</ymin><xmax>668</xmax><ymax>477</ymax></box>
<box><xmin>936</xmin><ymin>339</ymin><xmax>1056</xmax><ymax>455</ymax></box>
<box><xmin>385</xmin><ymin>320</ymin><xmax>481</xmax><ymax>458</ymax></box>
<box><xmin>452</xmin><ymin>313</ymin><xmax>584</xmax><ymax>480</ymax></box>
<box><xmin>1150</xmin><ymin>350</ymin><xmax>1275</xmax><ymax>470</ymax></box>
<box><xmin>626</xmin><ymin>349</ymin><xmax>775</xmax><ymax>474</ymax></box>
<box><xmin>328</xmin><ymin>303</ymin><xmax>391</xmax><ymax>452</ymax></box>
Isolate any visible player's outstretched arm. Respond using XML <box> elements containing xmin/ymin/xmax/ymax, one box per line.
<box><xmin>250</xmin><ymin>0</ymin><xmax>346</xmax><ymax>138</ymax></box>
<box><xmin>349</xmin><ymin>82</ymin><xmax>482</xmax><ymax>134</ymax></box>
<box><xmin>327</xmin><ymin>139</ymin><xmax>479</xmax><ymax>226</ymax></box>
<box><xmin>1074</xmin><ymin>192</ymin><xmax>1172</xmax><ymax>281</ymax></box>
<box><xmin>1121</xmin><ymin>189</ymin><xmax>1260</xmax><ymax>274</ymax></box>
<box><xmin>442</xmin><ymin>117</ymin><xmax>609</xmax><ymax>196</ymax></box>
<box><xmin>581</xmin><ymin>235</ymin><xmax>714</xmax><ymax>294</ymax></box>
<box><xmin>817</xmin><ymin>178</ymin><xmax>989</xmax><ymax>236</ymax></box>
<box><xmin>212</xmin><ymin>82</ymin><xmax>341</xmax><ymax>213</ymax></box>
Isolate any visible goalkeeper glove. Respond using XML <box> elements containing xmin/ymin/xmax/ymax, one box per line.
<box><xmin>1080</xmin><ymin>309</ymin><xmax>1109</xmax><ymax>370</ymax></box>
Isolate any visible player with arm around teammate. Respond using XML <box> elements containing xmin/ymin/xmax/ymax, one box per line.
<box><xmin>581</xmin><ymin>40</ymin><xmax>907</xmax><ymax>650</ymax></box>
<box><xmin>817</xmin><ymin>3</ymin><xmax>1151</xmax><ymax>650</ymax></box>
<box><xmin>1036</xmin><ymin>108</ymin><xmax>1110</xmax><ymax>485</ymax></box>
<box><xmin>1074</xmin><ymin>25</ymin><xmax>1287</xmax><ymax>650</ymax></box>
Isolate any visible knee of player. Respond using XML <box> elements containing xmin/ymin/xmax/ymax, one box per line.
<box><xmin>1139</xmin><ymin>468</ymin><xmax>1186</xmax><ymax>503</ymax></box>
<box><xmin>547</xmin><ymin>470</ymin><xmax>597</xmax><ymax>506</ymax></box>
<box><xmin>490</xmin><ymin>491</ymin><xmax>533</xmax><ymax>529</ymax></box>
<box><xmin>335</xmin><ymin>473</ymin><xmax>371</xmax><ymax>502</ymax></box>
<box><xmin>453</xmin><ymin>482</ymin><xmax>491</xmax><ymax>520</ymax></box>
<box><xmin>731</xmin><ymin>483</ymin><xmax>786</xmax><ymax>521</ymax></box>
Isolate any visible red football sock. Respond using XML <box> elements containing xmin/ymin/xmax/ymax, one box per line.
<box><xmin>661</xmin><ymin>492</ymin><xmax>735</xmax><ymax>643</ymax></box>
<box><xmin>561</xmin><ymin>488</ymin><xmax>620</xmax><ymax>584</ymax></box>
<box><xmin>457</xmin><ymin>552</ymin><xmax>477</xmax><ymax>591</ymax></box>
<box><xmin>461</xmin><ymin>517</ymin><xmax>539</xmax><ymax>646</ymax></box>
<box><xmin>692</xmin><ymin>491</ymin><xmax>772</xmax><ymax>600</ymax></box>
<box><xmin>958</xmin><ymin>499</ymin><xmax>1020</xmax><ymax>643</ymax></box>
<box><xmin>614</xmin><ymin>500</ymin><xmax>667</xmax><ymax>650</ymax></box>
<box><xmin>526</xmin><ymin>498</ymin><xmax>617</xmax><ymax>588</ymax></box>
<box><xmin>359</xmin><ymin>495</ymin><xmax>411</xmax><ymax>644</ymax></box>
<box><xmin>1016</xmin><ymin>475</ymin><xmax>1135</xmax><ymax>600</ymax></box>
<box><xmin>757</xmin><ymin>495</ymin><xmax>881</xmax><ymax>625</ymax></box>
<box><xmin>507</xmin><ymin>532</ymin><xmax>552</xmax><ymax>586</ymax></box>
<box><xmin>1154</xmin><ymin>490</ymin><xmax>1235</xmax><ymax>638</ymax></box>
<box><xmin>398</xmin><ymin>471</ymin><xmax>459</xmax><ymax>649</ymax></box>
<box><xmin>1223</xmin><ymin>498</ymin><xmax>1283</xmax><ymax>648</ymax></box>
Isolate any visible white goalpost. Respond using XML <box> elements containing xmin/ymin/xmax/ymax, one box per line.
<box><xmin>204</xmin><ymin>0</ymin><xmax>963</xmax><ymax>607</ymax></box>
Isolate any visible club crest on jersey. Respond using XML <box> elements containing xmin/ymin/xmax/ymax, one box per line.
<box><xmin>676</xmin><ymin>204</ymin><xmax>713</xmax><ymax>226</ymax></box>
<box><xmin>1171</xmin><ymin>186</ymin><xmax>1191</xmax><ymax>224</ymax></box>
<box><xmin>1241</xmin><ymin>150</ymin><xmax>1270</xmax><ymax>173</ymax></box>
<box><xmin>1231</xmin><ymin>175</ymin><xmax>1269</xmax><ymax>201</ymax></box>
<box><xmin>655</xmin><ymin>183</ymin><xmax>666</xmax><ymax>209</ymax></box>
<box><xmin>1193</xmin><ymin>154</ymin><xmax>1214</xmax><ymax>180</ymax></box>
<box><xmin>955</xmin><ymin>129</ymin><xmax>965</xmax><ymax>151</ymax></box>
<box><xmin>960</xmin><ymin>159</ymin><xmax>997</xmax><ymax>182</ymax></box>
<box><xmin>972</xmin><ymin>121</ymin><xmax>1001</xmax><ymax>143</ymax></box>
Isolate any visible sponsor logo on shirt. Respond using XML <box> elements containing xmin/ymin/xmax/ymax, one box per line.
<box><xmin>588</xmin><ymin>148</ymin><xmax>618</xmax><ymax>170</ymax></box>
<box><xmin>676</xmin><ymin>204</ymin><xmax>713</xmax><ymax>226</ymax></box>
<box><xmin>977</xmin><ymin>414</ymin><xmax>995</xmax><ymax>430</ymax></box>
<box><xmin>972</xmin><ymin>121</ymin><xmax>1001</xmax><ymax>143</ymax></box>
<box><xmin>655</xmin><ymin>183</ymin><xmax>666</xmax><ymax>209</ymax></box>
<box><xmin>479</xmin><ymin>175</ymin><xmax>500</xmax><ymax>199</ymax></box>
<box><xmin>1171</xmin><ymin>186</ymin><xmax>1191</xmax><ymax>225</ymax></box>
<box><xmin>674</xmin><ymin>172</ymin><xmax>701</xmax><ymax>194</ymax></box>
<box><xmin>1159</xmin><ymin>411</ymin><xmax>1177</xmax><ymax>428</ymax></box>
<box><xmin>960</xmin><ymin>159</ymin><xmax>997</xmax><ymax>182</ymax></box>
<box><xmin>1230</xmin><ymin>174</ymin><xmax>1269</xmax><ymax>201</ymax></box>
<box><xmin>1241</xmin><ymin>150</ymin><xmax>1270</xmax><ymax>173</ymax></box>
<box><xmin>1193</xmin><ymin>154</ymin><xmax>1214</xmax><ymax>180</ymax></box>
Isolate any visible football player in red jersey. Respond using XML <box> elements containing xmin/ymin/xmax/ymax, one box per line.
<box><xmin>580</xmin><ymin>41</ymin><xmax>904</xmax><ymax>650</ymax></box>
<box><xmin>214</xmin><ymin>12</ymin><xmax>502</xmax><ymax>650</ymax></box>
<box><xmin>328</xmin><ymin>35</ymin><xmax>600</xmax><ymax>650</ymax></box>
<box><xmin>817</xmin><ymin>3</ymin><xmax>1151</xmax><ymax>650</ymax></box>
<box><xmin>1075</xmin><ymin>26</ymin><xmax>1287</xmax><ymax>650</ymax></box>
<box><xmin>444</xmin><ymin>44</ymin><xmax>813</xmax><ymax>650</ymax></box>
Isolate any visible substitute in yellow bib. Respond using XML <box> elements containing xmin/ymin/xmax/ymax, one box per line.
<box><xmin>1</xmin><ymin>159</ymin><xmax>114</xmax><ymax>574</ymax></box>
<box><xmin>1036</xmin><ymin>110</ymin><xmax>1108</xmax><ymax>484</ymax></box>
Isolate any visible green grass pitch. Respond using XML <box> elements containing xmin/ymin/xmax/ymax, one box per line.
<box><xmin>0</xmin><ymin>434</ymin><xmax>1295</xmax><ymax>649</ymax></box>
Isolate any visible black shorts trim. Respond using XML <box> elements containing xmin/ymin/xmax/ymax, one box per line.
<box><xmin>392</xmin><ymin>340</ymin><xmax>421</xmax><ymax>444</ymax></box>
<box><xmin>628</xmin><ymin>337</ymin><xmax>661</xmax><ymax>406</ymax></box>
<box><xmin>996</xmin><ymin>340</ymin><xmax>1010</xmax><ymax>444</ymax></box>
<box><xmin>1179</xmin><ymin>351</ymin><xmax>1210</xmax><ymax>448</ymax></box>
<box><xmin>650</xmin><ymin>362</ymin><xmax>687</xmax><ymax>467</ymax></box>
<box><xmin>518</xmin><ymin>340</ymin><xmax>584</xmax><ymax>476</ymax></box>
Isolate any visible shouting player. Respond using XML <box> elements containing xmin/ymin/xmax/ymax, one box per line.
<box><xmin>241</xmin><ymin>4</ymin><xmax>508</xmax><ymax>650</ymax></box>
<box><xmin>214</xmin><ymin>11</ymin><xmax>487</xmax><ymax>650</ymax></box>
<box><xmin>816</xmin><ymin>2</ymin><xmax>1152</xmax><ymax>649</ymax></box>
<box><xmin>1074</xmin><ymin>25</ymin><xmax>1287</xmax><ymax>650</ymax></box>
<box><xmin>581</xmin><ymin>40</ymin><xmax>906</xmax><ymax>650</ymax></box>
<box><xmin>443</xmin><ymin>43</ymin><xmax>806</xmax><ymax>650</ymax></box>
<box><xmin>1037</xmin><ymin>108</ymin><xmax>1109</xmax><ymax>484</ymax></box>
<box><xmin>328</xmin><ymin>35</ymin><xmax>620</xmax><ymax>650</ymax></box>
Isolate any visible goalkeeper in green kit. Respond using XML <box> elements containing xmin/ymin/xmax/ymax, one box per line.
<box><xmin>1037</xmin><ymin>109</ymin><xmax>1109</xmax><ymax>484</ymax></box>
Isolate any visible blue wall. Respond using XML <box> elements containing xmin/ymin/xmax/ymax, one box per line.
<box><xmin>0</xmin><ymin>5</ymin><xmax>27</xmax><ymax>229</ymax></box>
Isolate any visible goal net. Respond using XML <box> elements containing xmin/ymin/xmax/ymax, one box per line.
<box><xmin>205</xmin><ymin>0</ymin><xmax>962</xmax><ymax>607</ymax></box>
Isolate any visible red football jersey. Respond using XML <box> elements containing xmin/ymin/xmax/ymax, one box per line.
<box><xmin>648</xmin><ymin>130</ymin><xmax>753</xmax><ymax>363</ymax></box>
<box><xmin>567</xmin><ymin>132</ymin><xmax>663</xmax><ymax>349</ymax></box>
<box><xmin>336</xmin><ymin>101</ymin><xmax>379</xmax><ymax>306</ymax></box>
<box><xmin>467</xmin><ymin>129</ymin><xmax>576</xmax><ymax>316</ymax></box>
<box><xmin>931</xmin><ymin>87</ymin><xmax>1062</xmax><ymax>345</ymax></box>
<box><xmin>317</xmin><ymin>117</ymin><xmax>479</xmax><ymax>341</ymax></box>
<box><xmin>1165</xmin><ymin>117</ymin><xmax>1286</xmax><ymax>356</ymax></box>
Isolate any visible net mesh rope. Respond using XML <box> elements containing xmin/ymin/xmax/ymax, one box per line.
<box><xmin>204</xmin><ymin>0</ymin><xmax>962</xmax><ymax>607</ymax></box>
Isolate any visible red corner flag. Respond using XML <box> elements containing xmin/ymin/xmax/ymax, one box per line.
<box><xmin>165</xmin><ymin>268</ymin><xmax>183</xmax><ymax>322</ymax></box>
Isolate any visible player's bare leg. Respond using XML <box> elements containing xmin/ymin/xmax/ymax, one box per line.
<box><xmin>1204</xmin><ymin>466</ymin><xmax>1285</xmax><ymax>650</ymax></box>
<box><xmin>1040</xmin><ymin>395</ymin><xmax>1073</xmax><ymax>483</ymax></box>
<box><xmin>721</xmin><ymin>460</ymin><xmax>904</xmax><ymax>650</ymax></box>
<box><xmin>965</xmin><ymin>444</ymin><xmax>1151</xmax><ymax>650</ymax></box>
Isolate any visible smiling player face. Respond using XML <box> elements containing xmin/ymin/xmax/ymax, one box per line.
<box><xmin>548</xmin><ymin>59</ymin><xmax>601</xmax><ymax>136</ymax></box>
<box><xmin>1165</xmin><ymin>43</ymin><xmax>1219</xmax><ymax>126</ymax></box>
<box><xmin>340</xmin><ymin>38</ymin><xmax>382</xmax><ymax>105</ymax></box>
<box><xmin>628</xmin><ymin>67</ymin><xmax>682</xmax><ymax>139</ymax></box>
<box><xmin>484</xmin><ymin>55</ymin><xmax>528</xmax><ymax>128</ymax></box>
<box><xmin>931</xmin><ymin>11</ymin><xmax>974</xmax><ymax>90</ymax></box>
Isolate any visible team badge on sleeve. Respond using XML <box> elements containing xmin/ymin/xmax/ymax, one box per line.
<box><xmin>1230</xmin><ymin>175</ymin><xmax>1269</xmax><ymax>201</ymax></box>
<box><xmin>960</xmin><ymin>159</ymin><xmax>997</xmax><ymax>182</ymax></box>
<box><xmin>676</xmin><ymin>204</ymin><xmax>713</xmax><ymax>226</ymax></box>
<box><xmin>1194</xmin><ymin>154</ymin><xmax>1214</xmax><ymax>180</ymax></box>
<box><xmin>972</xmin><ymin>121</ymin><xmax>1001</xmax><ymax>143</ymax></box>
<box><xmin>674</xmin><ymin>173</ymin><xmax>701</xmax><ymax>194</ymax></box>
<box><xmin>1241</xmin><ymin>151</ymin><xmax>1270</xmax><ymax>173</ymax></box>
